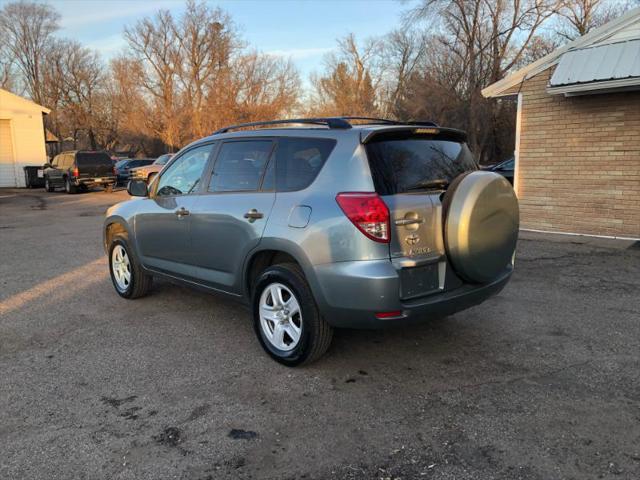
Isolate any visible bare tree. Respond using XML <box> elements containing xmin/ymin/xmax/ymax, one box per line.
<box><xmin>555</xmin><ymin>0</ymin><xmax>638</xmax><ymax>40</ymax></box>
<box><xmin>125</xmin><ymin>10</ymin><xmax>183</xmax><ymax>151</ymax></box>
<box><xmin>311</xmin><ymin>34</ymin><xmax>384</xmax><ymax>116</ymax></box>
<box><xmin>0</xmin><ymin>1</ymin><xmax>60</xmax><ymax>103</ymax></box>
<box><xmin>175</xmin><ymin>0</ymin><xmax>242</xmax><ymax>137</ymax></box>
<box><xmin>399</xmin><ymin>0</ymin><xmax>562</xmax><ymax>162</ymax></box>
<box><xmin>232</xmin><ymin>53</ymin><xmax>300</xmax><ymax>121</ymax></box>
<box><xmin>379</xmin><ymin>29</ymin><xmax>427</xmax><ymax>117</ymax></box>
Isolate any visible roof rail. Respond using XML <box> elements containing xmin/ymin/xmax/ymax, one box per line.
<box><xmin>212</xmin><ymin>117</ymin><xmax>352</xmax><ymax>134</ymax></box>
<box><xmin>211</xmin><ymin>117</ymin><xmax>439</xmax><ymax>135</ymax></box>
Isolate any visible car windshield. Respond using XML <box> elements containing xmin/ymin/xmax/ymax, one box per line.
<box><xmin>115</xmin><ymin>160</ymin><xmax>129</xmax><ymax>168</ymax></box>
<box><xmin>154</xmin><ymin>154</ymin><xmax>171</xmax><ymax>165</ymax></box>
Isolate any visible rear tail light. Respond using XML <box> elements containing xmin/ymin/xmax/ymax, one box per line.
<box><xmin>72</xmin><ymin>166</ymin><xmax>79</xmax><ymax>177</ymax></box>
<box><xmin>336</xmin><ymin>192</ymin><xmax>390</xmax><ymax>243</ymax></box>
<box><xmin>375</xmin><ymin>310</ymin><xmax>403</xmax><ymax>319</ymax></box>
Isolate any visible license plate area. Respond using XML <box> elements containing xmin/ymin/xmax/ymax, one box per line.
<box><xmin>399</xmin><ymin>262</ymin><xmax>441</xmax><ymax>300</ymax></box>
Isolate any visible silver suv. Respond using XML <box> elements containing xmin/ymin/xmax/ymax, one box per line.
<box><xmin>104</xmin><ymin>117</ymin><xmax>519</xmax><ymax>366</ymax></box>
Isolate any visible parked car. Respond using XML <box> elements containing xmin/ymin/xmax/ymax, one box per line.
<box><xmin>114</xmin><ymin>158</ymin><xmax>155</xmax><ymax>185</ymax></box>
<box><xmin>482</xmin><ymin>157</ymin><xmax>514</xmax><ymax>185</ymax></box>
<box><xmin>104</xmin><ymin>117</ymin><xmax>519</xmax><ymax>366</ymax></box>
<box><xmin>129</xmin><ymin>153</ymin><xmax>173</xmax><ymax>183</ymax></box>
<box><xmin>45</xmin><ymin>150</ymin><xmax>116</xmax><ymax>193</ymax></box>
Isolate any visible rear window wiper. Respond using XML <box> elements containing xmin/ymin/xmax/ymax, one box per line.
<box><xmin>403</xmin><ymin>179</ymin><xmax>449</xmax><ymax>192</ymax></box>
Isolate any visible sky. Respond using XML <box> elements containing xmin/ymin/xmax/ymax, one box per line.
<box><xmin>49</xmin><ymin>0</ymin><xmax>409</xmax><ymax>80</ymax></box>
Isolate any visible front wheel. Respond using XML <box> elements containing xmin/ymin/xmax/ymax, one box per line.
<box><xmin>252</xmin><ymin>263</ymin><xmax>333</xmax><ymax>366</ymax></box>
<box><xmin>44</xmin><ymin>177</ymin><xmax>54</xmax><ymax>192</ymax></box>
<box><xmin>109</xmin><ymin>236</ymin><xmax>152</xmax><ymax>299</ymax></box>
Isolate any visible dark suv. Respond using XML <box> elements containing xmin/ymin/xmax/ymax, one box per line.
<box><xmin>104</xmin><ymin>118</ymin><xmax>519</xmax><ymax>366</ymax></box>
<box><xmin>45</xmin><ymin>151</ymin><xmax>116</xmax><ymax>193</ymax></box>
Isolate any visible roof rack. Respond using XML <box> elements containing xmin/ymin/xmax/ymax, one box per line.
<box><xmin>211</xmin><ymin>117</ymin><xmax>439</xmax><ymax>135</ymax></box>
<box><xmin>213</xmin><ymin>117</ymin><xmax>352</xmax><ymax>134</ymax></box>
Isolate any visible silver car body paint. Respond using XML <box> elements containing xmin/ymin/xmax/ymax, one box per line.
<box><xmin>104</xmin><ymin>125</ymin><xmax>516</xmax><ymax>328</ymax></box>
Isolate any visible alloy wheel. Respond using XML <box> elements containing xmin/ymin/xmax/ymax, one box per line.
<box><xmin>111</xmin><ymin>245</ymin><xmax>132</xmax><ymax>292</ymax></box>
<box><xmin>259</xmin><ymin>282</ymin><xmax>302</xmax><ymax>351</ymax></box>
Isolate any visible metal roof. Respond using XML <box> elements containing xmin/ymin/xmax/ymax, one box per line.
<box><xmin>482</xmin><ymin>7</ymin><xmax>640</xmax><ymax>97</ymax></box>
<box><xmin>549</xmin><ymin>39</ymin><xmax>640</xmax><ymax>89</ymax></box>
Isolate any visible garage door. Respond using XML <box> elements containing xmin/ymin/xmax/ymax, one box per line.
<box><xmin>0</xmin><ymin>119</ymin><xmax>17</xmax><ymax>187</ymax></box>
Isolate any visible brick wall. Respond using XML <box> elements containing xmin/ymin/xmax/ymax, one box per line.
<box><xmin>514</xmin><ymin>67</ymin><xmax>640</xmax><ymax>238</ymax></box>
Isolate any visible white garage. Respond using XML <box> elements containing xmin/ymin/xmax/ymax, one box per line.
<box><xmin>0</xmin><ymin>88</ymin><xmax>50</xmax><ymax>188</ymax></box>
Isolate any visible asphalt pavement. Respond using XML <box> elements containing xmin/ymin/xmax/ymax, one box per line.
<box><xmin>1</xmin><ymin>187</ymin><xmax>639</xmax><ymax>480</ymax></box>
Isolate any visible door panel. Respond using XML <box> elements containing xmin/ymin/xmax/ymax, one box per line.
<box><xmin>189</xmin><ymin>192</ymin><xmax>276</xmax><ymax>291</ymax></box>
<box><xmin>49</xmin><ymin>155</ymin><xmax>65</xmax><ymax>186</ymax></box>
<box><xmin>189</xmin><ymin>139</ymin><xmax>275</xmax><ymax>292</ymax></box>
<box><xmin>134</xmin><ymin>195</ymin><xmax>200</xmax><ymax>278</ymax></box>
<box><xmin>133</xmin><ymin>143</ymin><xmax>215</xmax><ymax>277</ymax></box>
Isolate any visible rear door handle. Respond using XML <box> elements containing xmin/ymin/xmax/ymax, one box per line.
<box><xmin>244</xmin><ymin>209</ymin><xmax>264</xmax><ymax>222</ymax></box>
<box><xmin>175</xmin><ymin>207</ymin><xmax>190</xmax><ymax>217</ymax></box>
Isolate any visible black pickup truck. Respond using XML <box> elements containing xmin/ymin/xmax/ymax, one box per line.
<box><xmin>44</xmin><ymin>151</ymin><xmax>116</xmax><ymax>193</ymax></box>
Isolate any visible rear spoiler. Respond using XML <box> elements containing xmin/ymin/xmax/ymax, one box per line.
<box><xmin>360</xmin><ymin>126</ymin><xmax>468</xmax><ymax>144</ymax></box>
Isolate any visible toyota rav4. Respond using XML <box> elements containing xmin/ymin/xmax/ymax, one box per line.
<box><xmin>103</xmin><ymin>117</ymin><xmax>519</xmax><ymax>366</ymax></box>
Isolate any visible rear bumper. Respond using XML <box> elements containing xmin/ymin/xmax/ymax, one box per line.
<box><xmin>312</xmin><ymin>259</ymin><xmax>512</xmax><ymax>329</ymax></box>
<box><xmin>75</xmin><ymin>177</ymin><xmax>116</xmax><ymax>186</ymax></box>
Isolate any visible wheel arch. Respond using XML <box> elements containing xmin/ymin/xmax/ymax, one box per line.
<box><xmin>103</xmin><ymin>216</ymin><xmax>133</xmax><ymax>254</ymax></box>
<box><xmin>242</xmin><ymin>239</ymin><xmax>326</xmax><ymax>308</ymax></box>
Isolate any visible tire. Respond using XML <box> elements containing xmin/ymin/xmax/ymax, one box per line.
<box><xmin>108</xmin><ymin>235</ymin><xmax>153</xmax><ymax>299</ymax></box>
<box><xmin>442</xmin><ymin>171</ymin><xmax>519</xmax><ymax>283</ymax></box>
<box><xmin>252</xmin><ymin>263</ymin><xmax>333</xmax><ymax>366</ymax></box>
<box><xmin>44</xmin><ymin>177</ymin><xmax>54</xmax><ymax>192</ymax></box>
<box><xmin>64</xmin><ymin>177</ymin><xmax>77</xmax><ymax>194</ymax></box>
<box><xmin>105</xmin><ymin>183</ymin><xmax>114</xmax><ymax>193</ymax></box>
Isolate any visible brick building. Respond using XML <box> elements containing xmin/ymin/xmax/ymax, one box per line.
<box><xmin>483</xmin><ymin>9</ymin><xmax>640</xmax><ymax>239</ymax></box>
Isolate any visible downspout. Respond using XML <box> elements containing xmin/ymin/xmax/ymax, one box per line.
<box><xmin>513</xmin><ymin>92</ymin><xmax>523</xmax><ymax>197</ymax></box>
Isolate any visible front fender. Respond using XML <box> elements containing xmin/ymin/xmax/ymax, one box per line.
<box><xmin>103</xmin><ymin>215</ymin><xmax>134</xmax><ymax>254</ymax></box>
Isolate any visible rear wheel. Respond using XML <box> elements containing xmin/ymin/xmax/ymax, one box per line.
<box><xmin>44</xmin><ymin>177</ymin><xmax>54</xmax><ymax>192</ymax></box>
<box><xmin>252</xmin><ymin>263</ymin><xmax>332</xmax><ymax>366</ymax></box>
<box><xmin>105</xmin><ymin>183</ymin><xmax>114</xmax><ymax>193</ymax></box>
<box><xmin>109</xmin><ymin>236</ymin><xmax>153</xmax><ymax>299</ymax></box>
<box><xmin>64</xmin><ymin>177</ymin><xmax>77</xmax><ymax>194</ymax></box>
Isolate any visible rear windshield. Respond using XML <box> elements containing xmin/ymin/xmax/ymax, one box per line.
<box><xmin>76</xmin><ymin>152</ymin><xmax>113</xmax><ymax>167</ymax></box>
<box><xmin>366</xmin><ymin>138</ymin><xmax>478</xmax><ymax>195</ymax></box>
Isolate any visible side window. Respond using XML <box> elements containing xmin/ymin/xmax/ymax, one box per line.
<box><xmin>209</xmin><ymin>141</ymin><xmax>273</xmax><ymax>192</ymax></box>
<box><xmin>261</xmin><ymin>157</ymin><xmax>275</xmax><ymax>191</ymax></box>
<box><xmin>155</xmin><ymin>144</ymin><xmax>213</xmax><ymax>197</ymax></box>
<box><xmin>274</xmin><ymin>138</ymin><xmax>336</xmax><ymax>192</ymax></box>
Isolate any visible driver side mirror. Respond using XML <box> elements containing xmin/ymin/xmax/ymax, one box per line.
<box><xmin>127</xmin><ymin>180</ymin><xmax>148</xmax><ymax>197</ymax></box>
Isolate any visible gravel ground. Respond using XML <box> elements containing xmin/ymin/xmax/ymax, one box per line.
<box><xmin>1</xmin><ymin>187</ymin><xmax>639</xmax><ymax>480</ymax></box>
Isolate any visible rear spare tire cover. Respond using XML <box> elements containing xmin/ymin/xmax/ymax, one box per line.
<box><xmin>443</xmin><ymin>171</ymin><xmax>519</xmax><ymax>284</ymax></box>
